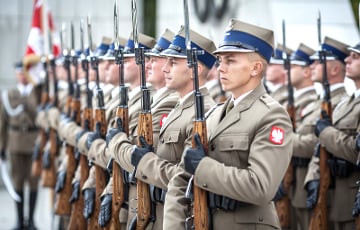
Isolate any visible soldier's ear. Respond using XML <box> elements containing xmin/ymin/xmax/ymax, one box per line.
<box><xmin>250</xmin><ymin>61</ymin><xmax>263</xmax><ymax>77</ymax></box>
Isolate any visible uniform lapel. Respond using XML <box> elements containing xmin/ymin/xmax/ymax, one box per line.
<box><xmin>209</xmin><ymin>84</ymin><xmax>266</xmax><ymax>141</ymax></box>
<box><xmin>333</xmin><ymin>95</ymin><xmax>360</xmax><ymax>124</ymax></box>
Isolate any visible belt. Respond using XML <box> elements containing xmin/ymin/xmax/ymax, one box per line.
<box><xmin>9</xmin><ymin>125</ymin><xmax>38</xmax><ymax>132</ymax></box>
<box><xmin>292</xmin><ymin>157</ymin><xmax>310</xmax><ymax>168</ymax></box>
<box><xmin>208</xmin><ymin>192</ymin><xmax>251</xmax><ymax>211</ymax></box>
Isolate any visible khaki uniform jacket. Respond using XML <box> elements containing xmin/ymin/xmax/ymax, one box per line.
<box><xmin>291</xmin><ymin>87</ymin><xmax>347</xmax><ymax>208</ymax></box>
<box><xmin>316</xmin><ymin>94</ymin><xmax>360</xmax><ymax>222</ymax></box>
<box><xmin>163</xmin><ymin>84</ymin><xmax>293</xmax><ymax>229</ymax></box>
<box><xmin>0</xmin><ymin>86</ymin><xmax>39</xmax><ymax>153</ymax></box>
<box><xmin>270</xmin><ymin>84</ymin><xmax>288</xmax><ymax>106</ymax></box>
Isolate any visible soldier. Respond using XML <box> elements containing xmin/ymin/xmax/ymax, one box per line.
<box><xmin>106</xmin><ymin>26</ymin><xmax>217</xmax><ymax>229</ymax></box>
<box><xmin>309</xmin><ymin>41</ymin><xmax>359</xmax><ymax>230</ymax></box>
<box><xmin>162</xmin><ymin>19</ymin><xmax>293</xmax><ymax>229</ymax></box>
<box><xmin>0</xmin><ymin>61</ymin><xmax>40</xmax><ymax>230</ymax></box>
<box><xmin>266</xmin><ymin>44</ymin><xmax>293</xmax><ymax>105</ymax></box>
<box><xmin>285</xmin><ymin>43</ymin><xmax>317</xmax><ymax>230</ymax></box>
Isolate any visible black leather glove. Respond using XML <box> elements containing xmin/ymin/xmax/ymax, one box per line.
<box><xmin>76</xmin><ymin>119</ymin><xmax>90</xmax><ymax>142</ymax></box>
<box><xmin>55</xmin><ymin>170</ymin><xmax>66</xmax><ymax>193</ymax></box>
<box><xmin>32</xmin><ymin>143</ymin><xmax>41</xmax><ymax>161</ymax></box>
<box><xmin>69</xmin><ymin>181</ymin><xmax>80</xmax><ymax>203</ymax></box>
<box><xmin>315</xmin><ymin>110</ymin><xmax>331</xmax><ymax>137</ymax></box>
<box><xmin>60</xmin><ymin>113</ymin><xmax>72</xmax><ymax>124</ymax></box>
<box><xmin>98</xmin><ymin>194</ymin><xmax>112</xmax><ymax>227</ymax></box>
<box><xmin>184</xmin><ymin>133</ymin><xmax>206</xmax><ymax>175</ymax></box>
<box><xmin>0</xmin><ymin>150</ymin><xmax>5</xmax><ymax>160</ymax></box>
<box><xmin>131</xmin><ymin>136</ymin><xmax>153</xmax><ymax>168</ymax></box>
<box><xmin>42</xmin><ymin>149</ymin><xmax>51</xmax><ymax>169</ymax></box>
<box><xmin>353</xmin><ymin>188</ymin><xmax>360</xmax><ymax>217</ymax></box>
<box><xmin>273</xmin><ymin>182</ymin><xmax>286</xmax><ymax>201</ymax></box>
<box><xmin>83</xmin><ymin>187</ymin><xmax>96</xmax><ymax>219</ymax></box>
<box><xmin>106</xmin><ymin>118</ymin><xmax>125</xmax><ymax>146</ymax></box>
<box><xmin>306</xmin><ymin>179</ymin><xmax>320</xmax><ymax>209</ymax></box>
<box><xmin>356</xmin><ymin>133</ymin><xmax>360</xmax><ymax>152</ymax></box>
<box><xmin>87</xmin><ymin>122</ymin><xmax>102</xmax><ymax>150</ymax></box>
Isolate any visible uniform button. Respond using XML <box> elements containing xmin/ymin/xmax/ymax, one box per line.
<box><xmin>202</xmin><ymin>184</ymin><xmax>207</xmax><ymax>188</ymax></box>
<box><xmin>258</xmin><ymin>216</ymin><xmax>263</xmax><ymax>222</ymax></box>
<box><xmin>142</xmin><ymin>175</ymin><xmax>147</xmax><ymax>180</ymax></box>
<box><xmin>210</xmin><ymin>143</ymin><xmax>215</xmax><ymax>151</ymax></box>
<box><xmin>230</xmin><ymin>144</ymin><xmax>233</xmax><ymax>148</ymax></box>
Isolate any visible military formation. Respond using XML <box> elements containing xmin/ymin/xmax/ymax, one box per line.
<box><xmin>1</xmin><ymin>1</ymin><xmax>360</xmax><ymax>230</ymax></box>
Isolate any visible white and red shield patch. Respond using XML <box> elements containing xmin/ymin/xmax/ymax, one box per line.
<box><xmin>160</xmin><ymin>114</ymin><xmax>168</xmax><ymax>127</ymax></box>
<box><xmin>269</xmin><ymin>126</ymin><xmax>284</xmax><ymax>145</ymax></box>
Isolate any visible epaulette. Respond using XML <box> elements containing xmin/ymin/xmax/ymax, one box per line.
<box><xmin>259</xmin><ymin>94</ymin><xmax>279</xmax><ymax>108</ymax></box>
<box><xmin>205</xmin><ymin>102</ymin><xmax>224</xmax><ymax>119</ymax></box>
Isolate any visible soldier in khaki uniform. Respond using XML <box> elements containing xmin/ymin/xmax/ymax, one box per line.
<box><xmin>282</xmin><ymin>43</ymin><xmax>316</xmax><ymax>230</ymax></box>
<box><xmin>306</xmin><ymin>42</ymin><xmax>359</xmax><ymax>230</ymax></box>
<box><xmin>0</xmin><ymin>62</ymin><xmax>40</xmax><ymax>230</ymax></box>
<box><xmin>266</xmin><ymin>44</ymin><xmax>293</xmax><ymax>106</ymax></box>
<box><xmin>107</xmin><ymin>26</ymin><xmax>216</xmax><ymax>230</ymax></box>
<box><xmin>161</xmin><ymin>19</ymin><xmax>293</xmax><ymax>230</ymax></box>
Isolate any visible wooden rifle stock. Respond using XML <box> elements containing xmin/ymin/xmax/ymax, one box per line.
<box><xmin>309</xmin><ymin>101</ymin><xmax>332</xmax><ymax>230</ymax></box>
<box><xmin>42</xmin><ymin>56</ymin><xmax>59</xmax><ymax>188</ymax></box>
<box><xmin>88</xmin><ymin>108</ymin><xmax>108</xmax><ymax>230</ymax></box>
<box><xmin>31</xmin><ymin>59</ymin><xmax>50</xmax><ymax>177</ymax></box>
<box><xmin>192</xmin><ymin>121</ymin><xmax>209</xmax><ymax>230</ymax></box>
<box><xmin>55</xmin><ymin>97</ymin><xmax>81</xmax><ymax>216</ymax></box>
<box><xmin>136</xmin><ymin>113</ymin><xmax>153</xmax><ymax>230</ymax></box>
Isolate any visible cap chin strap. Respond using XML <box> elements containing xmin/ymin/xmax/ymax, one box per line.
<box><xmin>1</xmin><ymin>90</ymin><xmax>24</xmax><ymax>117</ymax></box>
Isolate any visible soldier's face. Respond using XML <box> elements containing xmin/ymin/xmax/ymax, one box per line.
<box><xmin>290</xmin><ymin>65</ymin><xmax>304</xmax><ymax>89</ymax></box>
<box><xmin>266</xmin><ymin>64</ymin><xmax>286</xmax><ymax>84</ymax></box>
<box><xmin>106</xmin><ymin>61</ymin><xmax>119</xmax><ymax>85</ymax></box>
<box><xmin>345</xmin><ymin>51</ymin><xmax>360</xmax><ymax>81</ymax></box>
<box><xmin>98</xmin><ymin>61</ymin><xmax>108</xmax><ymax>83</ymax></box>
<box><xmin>310</xmin><ymin>60</ymin><xmax>322</xmax><ymax>83</ymax></box>
<box><xmin>124</xmin><ymin>57</ymin><xmax>140</xmax><ymax>84</ymax></box>
<box><xmin>162</xmin><ymin>57</ymin><xmax>191</xmax><ymax>95</ymax></box>
<box><xmin>216</xmin><ymin>52</ymin><xmax>257</xmax><ymax>97</ymax></box>
<box><xmin>146</xmin><ymin>56</ymin><xmax>167</xmax><ymax>90</ymax></box>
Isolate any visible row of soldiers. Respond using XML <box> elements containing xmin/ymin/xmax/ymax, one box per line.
<box><xmin>0</xmin><ymin>15</ymin><xmax>360</xmax><ymax>230</ymax></box>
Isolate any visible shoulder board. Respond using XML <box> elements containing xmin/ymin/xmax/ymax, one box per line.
<box><xmin>259</xmin><ymin>94</ymin><xmax>279</xmax><ymax>108</ymax></box>
<box><xmin>205</xmin><ymin>102</ymin><xmax>224</xmax><ymax>119</ymax></box>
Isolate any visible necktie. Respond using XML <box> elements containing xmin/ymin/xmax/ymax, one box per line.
<box><xmin>226</xmin><ymin>101</ymin><xmax>234</xmax><ymax>115</ymax></box>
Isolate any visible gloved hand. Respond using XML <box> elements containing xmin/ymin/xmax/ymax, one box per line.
<box><xmin>313</xmin><ymin>142</ymin><xmax>320</xmax><ymax>157</ymax></box>
<box><xmin>42</xmin><ymin>149</ymin><xmax>51</xmax><ymax>169</ymax></box>
<box><xmin>355</xmin><ymin>133</ymin><xmax>360</xmax><ymax>152</ymax></box>
<box><xmin>32</xmin><ymin>143</ymin><xmax>41</xmax><ymax>161</ymax></box>
<box><xmin>273</xmin><ymin>182</ymin><xmax>286</xmax><ymax>201</ymax></box>
<box><xmin>184</xmin><ymin>133</ymin><xmax>206</xmax><ymax>175</ymax></box>
<box><xmin>87</xmin><ymin>122</ymin><xmax>102</xmax><ymax>150</ymax></box>
<box><xmin>106</xmin><ymin>118</ymin><xmax>125</xmax><ymax>146</ymax></box>
<box><xmin>83</xmin><ymin>187</ymin><xmax>96</xmax><ymax>219</ymax></box>
<box><xmin>353</xmin><ymin>188</ymin><xmax>360</xmax><ymax>217</ymax></box>
<box><xmin>306</xmin><ymin>179</ymin><xmax>320</xmax><ymax>209</ymax></box>
<box><xmin>0</xmin><ymin>150</ymin><xmax>5</xmax><ymax>160</ymax></box>
<box><xmin>98</xmin><ymin>194</ymin><xmax>112</xmax><ymax>227</ymax></box>
<box><xmin>315</xmin><ymin>110</ymin><xmax>331</xmax><ymax>137</ymax></box>
<box><xmin>69</xmin><ymin>181</ymin><xmax>80</xmax><ymax>203</ymax></box>
<box><xmin>60</xmin><ymin>113</ymin><xmax>72</xmax><ymax>124</ymax></box>
<box><xmin>55</xmin><ymin>170</ymin><xmax>66</xmax><ymax>193</ymax></box>
<box><xmin>76</xmin><ymin>120</ymin><xmax>90</xmax><ymax>143</ymax></box>
<box><xmin>131</xmin><ymin>136</ymin><xmax>153</xmax><ymax>168</ymax></box>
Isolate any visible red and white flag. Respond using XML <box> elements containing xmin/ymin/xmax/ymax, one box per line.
<box><xmin>24</xmin><ymin>0</ymin><xmax>60</xmax><ymax>85</ymax></box>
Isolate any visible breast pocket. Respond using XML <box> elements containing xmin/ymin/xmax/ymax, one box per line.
<box><xmin>158</xmin><ymin>129</ymin><xmax>181</xmax><ymax>163</ymax></box>
<box><xmin>215</xmin><ymin>133</ymin><xmax>249</xmax><ymax>168</ymax></box>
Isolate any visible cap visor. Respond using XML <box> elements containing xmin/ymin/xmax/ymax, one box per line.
<box><xmin>348</xmin><ymin>47</ymin><xmax>360</xmax><ymax>54</ymax></box>
<box><xmin>213</xmin><ymin>46</ymin><xmax>254</xmax><ymax>54</ymax></box>
<box><xmin>160</xmin><ymin>48</ymin><xmax>186</xmax><ymax>58</ymax></box>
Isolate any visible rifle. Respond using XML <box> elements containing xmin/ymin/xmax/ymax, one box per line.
<box><xmin>275</xmin><ymin>20</ymin><xmax>294</xmax><ymax>229</ymax></box>
<box><xmin>129</xmin><ymin>1</ymin><xmax>155</xmax><ymax>229</ymax></box>
<box><xmin>31</xmin><ymin>56</ymin><xmax>50</xmax><ymax>177</ymax></box>
<box><xmin>68</xmin><ymin>19</ymin><xmax>91</xmax><ymax>230</ymax></box>
<box><xmin>87</xmin><ymin>17</ymin><xmax>108</xmax><ymax>230</ymax></box>
<box><xmin>183</xmin><ymin>0</ymin><xmax>209</xmax><ymax>229</ymax></box>
<box><xmin>55</xmin><ymin>21</ymin><xmax>81</xmax><ymax>216</ymax></box>
<box><xmin>41</xmin><ymin>29</ymin><xmax>59</xmax><ymax>188</ymax></box>
<box><xmin>309</xmin><ymin>12</ymin><xmax>332</xmax><ymax>230</ymax></box>
<box><xmin>106</xmin><ymin>2</ymin><xmax>127</xmax><ymax>229</ymax></box>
